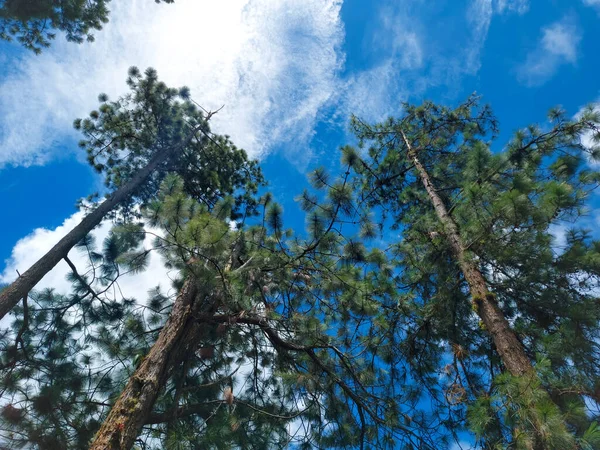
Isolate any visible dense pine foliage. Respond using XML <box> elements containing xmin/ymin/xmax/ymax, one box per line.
<box><xmin>1</xmin><ymin>75</ymin><xmax>600</xmax><ymax>449</ymax></box>
<box><xmin>0</xmin><ymin>0</ymin><xmax>174</xmax><ymax>53</ymax></box>
<box><xmin>74</xmin><ymin>66</ymin><xmax>264</xmax><ymax>222</ymax></box>
<box><xmin>348</xmin><ymin>97</ymin><xmax>600</xmax><ymax>449</ymax></box>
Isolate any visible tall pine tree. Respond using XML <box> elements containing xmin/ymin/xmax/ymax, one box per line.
<box><xmin>1</xmin><ymin>168</ymin><xmax>445</xmax><ymax>449</ymax></box>
<box><xmin>348</xmin><ymin>96</ymin><xmax>600</xmax><ymax>448</ymax></box>
<box><xmin>0</xmin><ymin>67</ymin><xmax>263</xmax><ymax>322</ymax></box>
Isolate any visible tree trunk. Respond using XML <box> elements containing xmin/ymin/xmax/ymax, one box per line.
<box><xmin>400</xmin><ymin>130</ymin><xmax>533</xmax><ymax>377</ymax></box>
<box><xmin>90</xmin><ymin>258</ymin><xmax>232</xmax><ymax>450</ymax></box>
<box><xmin>90</xmin><ymin>212</ymin><xmax>242</xmax><ymax>450</ymax></box>
<box><xmin>0</xmin><ymin>127</ymin><xmax>201</xmax><ymax>321</ymax></box>
<box><xmin>89</xmin><ymin>277</ymin><xmax>205</xmax><ymax>450</ymax></box>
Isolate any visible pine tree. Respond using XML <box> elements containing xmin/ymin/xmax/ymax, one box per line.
<box><xmin>6</xmin><ymin>87</ymin><xmax>599</xmax><ymax>449</ymax></box>
<box><xmin>348</xmin><ymin>96</ymin><xmax>600</xmax><ymax>448</ymax></box>
<box><xmin>0</xmin><ymin>0</ymin><xmax>173</xmax><ymax>53</ymax></box>
<box><xmin>0</xmin><ymin>67</ymin><xmax>263</xmax><ymax>322</ymax></box>
<box><xmin>86</xmin><ymin>173</ymin><xmax>414</xmax><ymax>449</ymax></box>
<box><xmin>88</xmin><ymin>177</ymin><xmax>245</xmax><ymax>449</ymax></box>
<box><xmin>1</xmin><ymin>167</ymin><xmax>446</xmax><ymax>449</ymax></box>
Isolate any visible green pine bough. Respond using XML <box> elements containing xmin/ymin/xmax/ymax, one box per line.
<box><xmin>348</xmin><ymin>96</ymin><xmax>600</xmax><ymax>448</ymax></box>
<box><xmin>0</xmin><ymin>0</ymin><xmax>174</xmax><ymax>53</ymax></box>
<box><xmin>0</xmin><ymin>67</ymin><xmax>263</xmax><ymax>323</ymax></box>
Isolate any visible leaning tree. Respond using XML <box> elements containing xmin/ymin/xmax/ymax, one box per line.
<box><xmin>0</xmin><ymin>67</ymin><xmax>263</xmax><ymax>322</ymax></box>
<box><xmin>1</xmin><ymin>170</ymin><xmax>446</xmax><ymax>449</ymax></box>
<box><xmin>348</xmin><ymin>96</ymin><xmax>600</xmax><ymax>449</ymax></box>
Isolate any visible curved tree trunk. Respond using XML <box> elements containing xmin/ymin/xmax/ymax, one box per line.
<box><xmin>0</xmin><ymin>127</ymin><xmax>201</xmax><ymax>321</ymax></box>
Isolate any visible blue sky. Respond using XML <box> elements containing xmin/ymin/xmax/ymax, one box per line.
<box><xmin>1</xmin><ymin>0</ymin><xmax>599</xmax><ymax>284</ymax></box>
<box><xmin>0</xmin><ymin>2</ymin><xmax>599</xmax><ymax>448</ymax></box>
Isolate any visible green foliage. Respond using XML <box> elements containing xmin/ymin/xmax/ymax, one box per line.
<box><xmin>341</xmin><ymin>144</ymin><xmax>360</xmax><ymax>169</ymax></box>
<box><xmin>350</xmin><ymin>95</ymin><xmax>600</xmax><ymax>447</ymax></box>
<box><xmin>0</xmin><ymin>174</ymin><xmax>439</xmax><ymax>449</ymax></box>
<box><xmin>0</xmin><ymin>0</ymin><xmax>174</xmax><ymax>53</ymax></box>
<box><xmin>75</xmin><ymin>68</ymin><xmax>264</xmax><ymax>222</ymax></box>
<box><xmin>265</xmin><ymin>202</ymin><xmax>283</xmax><ymax>232</ymax></box>
<box><xmin>468</xmin><ymin>370</ymin><xmax>577</xmax><ymax>449</ymax></box>
<box><xmin>309</xmin><ymin>166</ymin><xmax>330</xmax><ymax>189</ymax></box>
<box><xmin>0</xmin><ymin>0</ymin><xmax>110</xmax><ymax>53</ymax></box>
<box><xmin>4</xmin><ymin>85</ymin><xmax>600</xmax><ymax>450</ymax></box>
<box><xmin>581</xmin><ymin>422</ymin><xmax>600</xmax><ymax>450</ymax></box>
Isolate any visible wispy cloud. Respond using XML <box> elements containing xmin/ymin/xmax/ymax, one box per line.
<box><xmin>340</xmin><ymin>0</ymin><xmax>498</xmax><ymax>123</ymax></box>
<box><xmin>464</xmin><ymin>0</ymin><xmax>494</xmax><ymax>75</ymax></box>
<box><xmin>582</xmin><ymin>0</ymin><xmax>600</xmax><ymax>9</ymax></box>
<box><xmin>0</xmin><ymin>0</ymin><xmax>525</xmax><ymax>169</ymax></box>
<box><xmin>336</xmin><ymin>3</ymin><xmax>425</xmax><ymax>123</ymax></box>
<box><xmin>494</xmin><ymin>0</ymin><xmax>529</xmax><ymax>15</ymax></box>
<box><xmin>541</xmin><ymin>21</ymin><xmax>580</xmax><ymax>63</ymax></box>
<box><xmin>517</xmin><ymin>16</ymin><xmax>582</xmax><ymax>86</ymax></box>
<box><xmin>0</xmin><ymin>0</ymin><xmax>344</xmax><ymax>167</ymax></box>
<box><xmin>374</xmin><ymin>5</ymin><xmax>424</xmax><ymax>71</ymax></box>
<box><xmin>340</xmin><ymin>59</ymin><xmax>410</xmax><ymax>123</ymax></box>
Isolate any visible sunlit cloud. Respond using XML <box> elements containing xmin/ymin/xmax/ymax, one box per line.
<box><xmin>517</xmin><ymin>16</ymin><xmax>582</xmax><ymax>86</ymax></box>
<box><xmin>0</xmin><ymin>0</ymin><xmax>344</xmax><ymax>167</ymax></box>
<box><xmin>0</xmin><ymin>211</ymin><xmax>171</xmax><ymax>302</ymax></box>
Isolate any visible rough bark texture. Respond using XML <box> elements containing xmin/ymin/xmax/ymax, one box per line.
<box><xmin>89</xmin><ymin>278</ymin><xmax>201</xmax><ymax>450</ymax></box>
<box><xmin>90</xmin><ymin>258</ymin><xmax>233</xmax><ymax>450</ymax></box>
<box><xmin>0</xmin><ymin>127</ymin><xmax>201</xmax><ymax>321</ymax></box>
<box><xmin>401</xmin><ymin>130</ymin><xmax>533</xmax><ymax>377</ymax></box>
<box><xmin>90</xmin><ymin>237</ymin><xmax>241</xmax><ymax>449</ymax></box>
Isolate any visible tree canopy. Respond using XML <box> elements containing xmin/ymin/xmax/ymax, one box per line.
<box><xmin>1</xmin><ymin>79</ymin><xmax>600</xmax><ymax>449</ymax></box>
<box><xmin>347</xmin><ymin>96</ymin><xmax>600</xmax><ymax>448</ymax></box>
<box><xmin>0</xmin><ymin>0</ymin><xmax>173</xmax><ymax>53</ymax></box>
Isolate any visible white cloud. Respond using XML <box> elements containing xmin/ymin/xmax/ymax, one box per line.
<box><xmin>0</xmin><ymin>211</ymin><xmax>173</xmax><ymax>310</ymax></box>
<box><xmin>339</xmin><ymin>57</ymin><xmax>410</xmax><ymax>123</ymax></box>
<box><xmin>541</xmin><ymin>22</ymin><xmax>579</xmax><ymax>63</ymax></box>
<box><xmin>582</xmin><ymin>119</ymin><xmax>599</xmax><ymax>166</ymax></box>
<box><xmin>339</xmin><ymin>0</ymin><xmax>495</xmax><ymax>123</ymax></box>
<box><xmin>334</xmin><ymin>3</ymin><xmax>425</xmax><ymax>123</ymax></box>
<box><xmin>494</xmin><ymin>0</ymin><xmax>529</xmax><ymax>15</ymax></box>
<box><xmin>549</xmin><ymin>223</ymin><xmax>568</xmax><ymax>251</ymax></box>
<box><xmin>0</xmin><ymin>0</ymin><xmax>344</xmax><ymax>167</ymax></box>
<box><xmin>574</xmin><ymin>100</ymin><xmax>600</xmax><ymax>167</ymax></box>
<box><xmin>582</xmin><ymin>0</ymin><xmax>600</xmax><ymax>8</ymax></box>
<box><xmin>0</xmin><ymin>0</ymin><xmax>518</xmax><ymax>169</ymax></box>
<box><xmin>517</xmin><ymin>17</ymin><xmax>582</xmax><ymax>86</ymax></box>
<box><xmin>465</xmin><ymin>0</ymin><xmax>493</xmax><ymax>75</ymax></box>
<box><xmin>375</xmin><ymin>5</ymin><xmax>424</xmax><ymax>71</ymax></box>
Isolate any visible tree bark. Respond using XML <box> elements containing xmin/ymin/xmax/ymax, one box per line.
<box><xmin>90</xmin><ymin>226</ymin><xmax>242</xmax><ymax>450</ymax></box>
<box><xmin>89</xmin><ymin>277</ymin><xmax>204</xmax><ymax>450</ymax></box>
<box><xmin>400</xmin><ymin>130</ymin><xmax>533</xmax><ymax>377</ymax></box>
<box><xmin>0</xmin><ymin>126</ymin><xmax>201</xmax><ymax>321</ymax></box>
<box><xmin>89</xmin><ymin>254</ymin><xmax>235</xmax><ymax>450</ymax></box>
